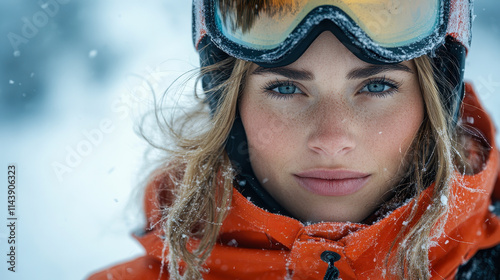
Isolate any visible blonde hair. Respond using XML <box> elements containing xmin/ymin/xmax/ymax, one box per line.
<box><xmin>150</xmin><ymin>57</ymin><xmax>250</xmax><ymax>279</ymax></box>
<box><xmin>147</xmin><ymin>54</ymin><xmax>466</xmax><ymax>279</ymax></box>
<box><xmin>390</xmin><ymin>56</ymin><xmax>454</xmax><ymax>279</ymax></box>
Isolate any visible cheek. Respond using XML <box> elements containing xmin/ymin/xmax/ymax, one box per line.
<box><xmin>242</xmin><ymin>105</ymin><xmax>289</xmax><ymax>158</ymax></box>
<box><xmin>366</xmin><ymin>94</ymin><xmax>424</xmax><ymax>171</ymax></box>
<box><xmin>239</xmin><ymin>94</ymin><xmax>302</xmax><ymax>178</ymax></box>
<box><xmin>245</xmin><ymin>112</ymin><xmax>288</xmax><ymax>149</ymax></box>
<box><xmin>240</xmin><ymin>89</ymin><xmax>301</xmax><ymax>147</ymax></box>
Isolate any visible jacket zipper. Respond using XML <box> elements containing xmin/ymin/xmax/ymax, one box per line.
<box><xmin>321</xmin><ymin>251</ymin><xmax>341</xmax><ymax>280</ymax></box>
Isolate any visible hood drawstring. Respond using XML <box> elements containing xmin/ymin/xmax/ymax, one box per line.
<box><xmin>321</xmin><ymin>251</ymin><xmax>341</xmax><ymax>280</ymax></box>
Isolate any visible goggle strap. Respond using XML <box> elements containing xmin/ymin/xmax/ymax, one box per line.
<box><xmin>192</xmin><ymin>0</ymin><xmax>206</xmax><ymax>49</ymax></box>
<box><xmin>446</xmin><ymin>0</ymin><xmax>472</xmax><ymax>51</ymax></box>
<box><xmin>432</xmin><ymin>37</ymin><xmax>467</xmax><ymax>124</ymax></box>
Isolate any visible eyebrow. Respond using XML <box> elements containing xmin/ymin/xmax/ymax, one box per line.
<box><xmin>252</xmin><ymin>63</ymin><xmax>413</xmax><ymax>80</ymax></box>
<box><xmin>347</xmin><ymin>64</ymin><xmax>413</xmax><ymax>79</ymax></box>
<box><xmin>252</xmin><ymin>66</ymin><xmax>314</xmax><ymax>80</ymax></box>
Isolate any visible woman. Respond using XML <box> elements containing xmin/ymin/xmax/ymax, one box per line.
<box><xmin>88</xmin><ymin>0</ymin><xmax>500</xmax><ymax>279</ymax></box>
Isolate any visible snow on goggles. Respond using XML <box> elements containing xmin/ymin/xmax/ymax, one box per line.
<box><xmin>193</xmin><ymin>0</ymin><xmax>471</xmax><ymax>66</ymax></box>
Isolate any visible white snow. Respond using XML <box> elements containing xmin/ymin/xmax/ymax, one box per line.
<box><xmin>88</xmin><ymin>49</ymin><xmax>98</xmax><ymax>58</ymax></box>
<box><xmin>488</xmin><ymin>204</ymin><xmax>495</xmax><ymax>212</ymax></box>
<box><xmin>440</xmin><ymin>195</ymin><xmax>448</xmax><ymax>206</ymax></box>
<box><xmin>227</xmin><ymin>239</ymin><xmax>238</xmax><ymax>247</ymax></box>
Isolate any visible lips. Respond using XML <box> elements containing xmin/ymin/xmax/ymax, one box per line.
<box><xmin>293</xmin><ymin>169</ymin><xmax>370</xmax><ymax>196</ymax></box>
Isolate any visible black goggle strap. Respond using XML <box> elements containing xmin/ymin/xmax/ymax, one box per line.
<box><xmin>198</xmin><ymin>36</ymin><xmax>231</xmax><ymax>116</ymax></box>
<box><xmin>432</xmin><ymin>37</ymin><xmax>466</xmax><ymax>125</ymax></box>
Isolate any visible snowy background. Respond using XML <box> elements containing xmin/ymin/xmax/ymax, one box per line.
<box><xmin>0</xmin><ymin>1</ymin><xmax>499</xmax><ymax>280</ymax></box>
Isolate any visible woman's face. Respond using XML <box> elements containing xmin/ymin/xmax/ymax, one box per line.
<box><xmin>239</xmin><ymin>32</ymin><xmax>424</xmax><ymax>223</ymax></box>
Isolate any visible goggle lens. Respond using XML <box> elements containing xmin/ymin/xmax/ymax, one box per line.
<box><xmin>215</xmin><ymin>0</ymin><xmax>441</xmax><ymax>50</ymax></box>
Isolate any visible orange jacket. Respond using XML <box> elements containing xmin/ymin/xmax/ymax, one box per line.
<box><xmin>88</xmin><ymin>84</ymin><xmax>500</xmax><ymax>279</ymax></box>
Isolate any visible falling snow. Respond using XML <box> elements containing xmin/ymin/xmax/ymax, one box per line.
<box><xmin>488</xmin><ymin>204</ymin><xmax>495</xmax><ymax>212</ymax></box>
<box><xmin>88</xmin><ymin>49</ymin><xmax>98</xmax><ymax>58</ymax></box>
<box><xmin>440</xmin><ymin>195</ymin><xmax>448</xmax><ymax>206</ymax></box>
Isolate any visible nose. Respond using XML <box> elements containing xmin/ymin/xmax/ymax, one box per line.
<box><xmin>307</xmin><ymin>99</ymin><xmax>356</xmax><ymax>157</ymax></box>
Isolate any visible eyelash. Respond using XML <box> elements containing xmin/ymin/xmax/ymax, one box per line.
<box><xmin>360</xmin><ymin>77</ymin><xmax>401</xmax><ymax>98</ymax></box>
<box><xmin>262</xmin><ymin>77</ymin><xmax>401</xmax><ymax>100</ymax></box>
<box><xmin>263</xmin><ymin>80</ymin><xmax>302</xmax><ymax>100</ymax></box>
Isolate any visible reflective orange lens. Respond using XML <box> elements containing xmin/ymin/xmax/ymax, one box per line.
<box><xmin>215</xmin><ymin>0</ymin><xmax>440</xmax><ymax>49</ymax></box>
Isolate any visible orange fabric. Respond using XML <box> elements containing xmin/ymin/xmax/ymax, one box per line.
<box><xmin>88</xmin><ymin>84</ymin><xmax>500</xmax><ymax>279</ymax></box>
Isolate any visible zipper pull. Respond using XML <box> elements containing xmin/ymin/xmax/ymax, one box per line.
<box><xmin>321</xmin><ymin>250</ymin><xmax>341</xmax><ymax>280</ymax></box>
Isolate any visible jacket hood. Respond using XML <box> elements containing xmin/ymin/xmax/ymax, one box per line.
<box><xmin>135</xmin><ymin>83</ymin><xmax>500</xmax><ymax>279</ymax></box>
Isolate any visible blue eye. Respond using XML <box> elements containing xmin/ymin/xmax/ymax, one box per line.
<box><xmin>273</xmin><ymin>84</ymin><xmax>299</xmax><ymax>94</ymax></box>
<box><xmin>363</xmin><ymin>83</ymin><xmax>390</xmax><ymax>93</ymax></box>
<box><xmin>360</xmin><ymin>79</ymin><xmax>399</xmax><ymax>97</ymax></box>
<box><xmin>264</xmin><ymin>81</ymin><xmax>303</xmax><ymax>99</ymax></box>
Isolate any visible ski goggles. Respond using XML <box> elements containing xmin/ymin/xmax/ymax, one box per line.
<box><xmin>193</xmin><ymin>0</ymin><xmax>471</xmax><ymax>67</ymax></box>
